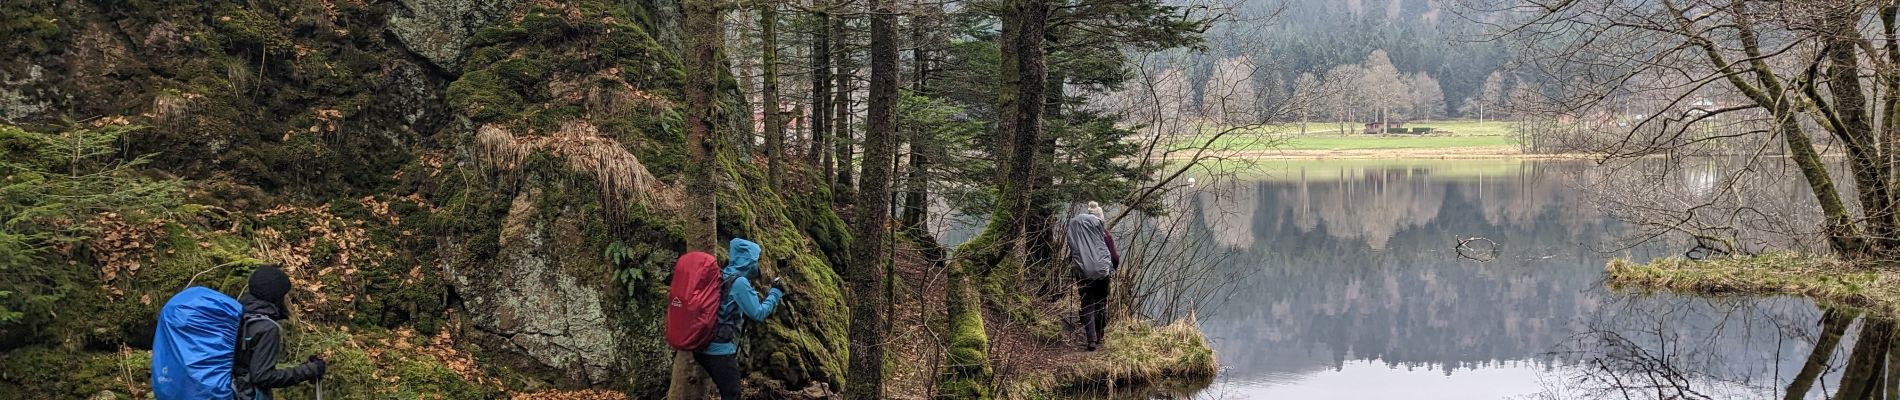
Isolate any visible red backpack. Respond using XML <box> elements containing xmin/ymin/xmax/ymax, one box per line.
<box><xmin>665</xmin><ymin>251</ymin><xmax>736</xmax><ymax>351</ymax></box>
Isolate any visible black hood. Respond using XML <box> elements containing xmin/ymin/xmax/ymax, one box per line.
<box><xmin>240</xmin><ymin>293</ymin><xmax>287</xmax><ymax>320</ymax></box>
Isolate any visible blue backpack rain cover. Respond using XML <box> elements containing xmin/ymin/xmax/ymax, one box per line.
<box><xmin>151</xmin><ymin>286</ymin><xmax>242</xmax><ymax>400</ymax></box>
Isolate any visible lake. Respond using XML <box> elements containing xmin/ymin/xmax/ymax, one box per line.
<box><xmin>1167</xmin><ymin>159</ymin><xmax>1863</xmax><ymax>400</ymax></box>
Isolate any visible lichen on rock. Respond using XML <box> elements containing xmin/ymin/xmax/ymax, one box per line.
<box><xmin>389</xmin><ymin>0</ymin><xmax>524</xmax><ymax>71</ymax></box>
<box><xmin>450</xmin><ymin>184</ymin><xmax>625</xmax><ymax>386</ymax></box>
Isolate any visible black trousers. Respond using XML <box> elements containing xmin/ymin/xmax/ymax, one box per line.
<box><xmin>1078</xmin><ymin>278</ymin><xmax>1110</xmax><ymax>346</ymax></box>
<box><xmin>694</xmin><ymin>352</ymin><xmax>743</xmax><ymax>400</ymax></box>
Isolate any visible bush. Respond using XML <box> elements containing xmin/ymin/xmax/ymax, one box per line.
<box><xmin>1413</xmin><ymin>127</ymin><xmax>1435</xmax><ymax>134</ymax></box>
<box><xmin>0</xmin><ymin>124</ymin><xmax>183</xmax><ymax>343</ymax></box>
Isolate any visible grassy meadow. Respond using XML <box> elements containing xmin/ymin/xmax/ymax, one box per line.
<box><xmin>1174</xmin><ymin>119</ymin><xmax>1521</xmax><ymax>152</ymax></box>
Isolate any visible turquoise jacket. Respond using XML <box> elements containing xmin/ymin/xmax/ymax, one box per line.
<box><xmin>701</xmin><ymin>238</ymin><xmax>784</xmax><ymax>356</ymax></box>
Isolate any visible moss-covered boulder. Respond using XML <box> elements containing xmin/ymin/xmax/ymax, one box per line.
<box><xmin>430</xmin><ymin>0</ymin><xmax>851</xmax><ymax>395</ymax></box>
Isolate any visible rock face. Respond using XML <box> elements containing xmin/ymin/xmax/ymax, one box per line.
<box><xmin>0</xmin><ymin>65</ymin><xmax>48</xmax><ymax>120</ymax></box>
<box><xmin>389</xmin><ymin>0</ymin><xmax>522</xmax><ymax>72</ymax></box>
<box><xmin>449</xmin><ymin>186</ymin><xmax>626</xmax><ymax>386</ymax></box>
<box><xmin>2</xmin><ymin>0</ymin><xmax>855</xmax><ymax>396</ymax></box>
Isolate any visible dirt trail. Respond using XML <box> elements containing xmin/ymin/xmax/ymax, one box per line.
<box><xmin>884</xmin><ymin>234</ymin><xmax>1094</xmax><ymax>399</ymax></box>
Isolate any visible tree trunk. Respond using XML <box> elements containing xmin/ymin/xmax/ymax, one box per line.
<box><xmin>940</xmin><ymin>1</ymin><xmax>1049</xmax><ymax>396</ymax></box>
<box><xmin>1838</xmin><ymin>317</ymin><xmax>1896</xmax><ymax>400</ymax></box>
<box><xmin>1883</xmin><ymin>5</ymin><xmax>1900</xmax><ymax>212</ymax></box>
<box><xmin>996</xmin><ymin>0</ymin><xmax>1048</xmax><ymax>249</ymax></box>
<box><xmin>1711</xmin><ymin>0</ymin><xmax>1871</xmax><ymax>257</ymax></box>
<box><xmin>810</xmin><ymin>8</ymin><xmax>832</xmax><ymax>168</ymax></box>
<box><xmin>1888</xmin><ymin>333</ymin><xmax>1900</xmax><ymax>400</ymax></box>
<box><xmin>845</xmin><ymin>0</ymin><xmax>898</xmax><ymax>394</ymax></box>
<box><xmin>1026</xmin><ymin>68</ymin><xmax>1063</xmax><ymax>290</ymax></box>
<box><xmin>834</xmin><ymin>14</ymin><xmax>857</xmax><ymax>199</ymax></box>
<box><xmin>1819</xmin><ymin>21</ymin><xmax>1898</xmax><ymax>257</ymax></box>
<box><xmin>1299</xmin><ymin>107</ymin><xmax>1307</xmax><ymax>134</ymax></box>
<box><xmin>1777</xmin><ymin>104</ymin><xmax>1865</xmax><ymax>255</ymax></box>
<box><xmin>1786</xmin><ymin>308</ymin><xmax>1858</xmax><ymax>400</ymax></box>
<box><xmin>1337</xmin><ymin>102</ymin><xmax>1347</xmax><ymax>135</ymax></box>
<box><xmin>762</xmin><ymin>0</ymin><xmax>784</xmax><ymax>185</ymax></box>
<box><xmin>670</xmin><ymin>0</ymin><xmax>725</xmax><ymax>396</ymax></box>
<box><xmin>900</xmin><ymin>8</ymin><xmax>932</xmax><ymax>233</ymax></box>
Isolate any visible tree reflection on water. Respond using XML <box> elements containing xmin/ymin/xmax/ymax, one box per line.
<box><xmin>1546</xmin><ymin>295</ymin><xmax>1897</xmax><ymax>400</ymax></box>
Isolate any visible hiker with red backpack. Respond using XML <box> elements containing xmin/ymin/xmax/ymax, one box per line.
<box><xmin>665</xmin><ymin>238</ymin><xmax>786</xmax><ymax>400</ymax></box>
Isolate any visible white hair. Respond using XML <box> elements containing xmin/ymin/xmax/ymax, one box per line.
<box><xmin>1085</xmin><ymin>201</ymin><xmax>1105</xmax><ymax>218</ymax></box>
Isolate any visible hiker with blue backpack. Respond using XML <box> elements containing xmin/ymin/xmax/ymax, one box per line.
<box><xmin>234</xmin><ymin>265</ymin><xmax>328</xmax><ymax>399</ymax></box>
<box><xmin>152</xmin><ymin>265</ymin><xmax>327</xmax><ymax>400</ymax></box>
<box><xmin>664</xmin><ymin>238</ymin><xmax>787</xmax><ymax>400</ymax></box>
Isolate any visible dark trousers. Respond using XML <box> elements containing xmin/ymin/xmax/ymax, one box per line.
<box><xmin>694</xmin><ymin>352</ymin><xmax>743</xmax><ymax>400</ymax></box>
<box><xmin>1078</xmin><ymin>278</ymin><xmax>1110</xmax><ymax>347</ymax></box>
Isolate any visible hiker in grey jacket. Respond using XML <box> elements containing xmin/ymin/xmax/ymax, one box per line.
<box><xmin>1067</xmin><ymin>202</ymin><xmax>1120</xmax><ymax>351</ymax></box>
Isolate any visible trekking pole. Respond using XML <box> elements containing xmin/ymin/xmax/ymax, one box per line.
<box><xmin>315</xmin><ymin>377</ymin><xmax>323</xmax><ymax>400</ymax></box>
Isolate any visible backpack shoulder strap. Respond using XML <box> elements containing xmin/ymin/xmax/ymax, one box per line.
<box><xmin>233</xmin><ymin>314</ymin><xmax>279</xmax><ymax>394</ymax></box>
<box><xmin>237</xmin><ymin>314</ymin><xmax>278</xmax><ymax>352</ymax></box>
<box><xmin>717</xmin><ymin>276</ymin><xmax>744</xmax><ymax>324</ymax></box>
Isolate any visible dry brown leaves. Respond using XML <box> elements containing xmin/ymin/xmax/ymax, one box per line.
<box><xmin>423</xmin><ymin>328</ymin><xmax>492</xmax><ymax>387</ymax></box>
<box><xmin>511</xmin><ymin>0</ymin><xmax>584</xmax><ymax>24</ymax></box>
<box><xmin>508</xmin><ymin>389</ymin><xmax>629</xmax><ymax>400</ymax></box>
<box><xmin>88</xmin><ymin>212</ymin><xmax>167</xmax><ymax>298</ymax></box>
<box><xmin>254</xmin><ymin>204</ymin><xmax>386</xmax><ymax>313</ymax></box>
<box><xmin>358</xmin><ymin>196</ymin><xmax>399</xmax><ymax>226</ymax></box>
<box><xmin>412</xmin><ymin>151</ymin><xmax>447</xmax><ymax>179</ymax></box>
<box><xmin>88</xmin><ymin>115</ymin><xmax>132</xmax><ymax>127</ymax></box>
<box><xmin>346</xmin><ymin>326</ymin><xmax>502</xmax><ymax>391</ymax></box>
<box><xmin>475</xmin><ymin>123</ymin><xmax>682</xmax><ymax>212</ymax></box>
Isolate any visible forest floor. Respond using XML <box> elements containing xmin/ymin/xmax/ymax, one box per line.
<box><xmin>883</xmin><ymin>233</ymin><xmax>1215</xmax><ymax>399</ymax></box>
<box><xmin>1606</xmin><ymin>254</ymin><xmax>1900</xmax><ymax>314</ymax></box>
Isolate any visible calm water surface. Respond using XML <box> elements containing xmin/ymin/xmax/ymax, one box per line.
<box><xmin>1174</xmin><ymin>159</ymin><xmax>1852</xmax><ymax>400</ymax></box>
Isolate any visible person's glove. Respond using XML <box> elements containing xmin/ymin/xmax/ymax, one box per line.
<box><xmin>772</xmin><ymin>277</ymin><xmax>788</xmax><ymax>295</ymax></box>
<box><xmin>307</xmin><ymin>355</ymin><xmax>329</xmax><ymax>377</ymax></box>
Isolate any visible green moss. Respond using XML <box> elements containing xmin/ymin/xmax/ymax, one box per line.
<box><xmin>210</xmin><ymin>6</ymin><xmax>297</xmax><ymax>55</ymax></box>
<box><xmin>611</xmin><ymin>108</ymin><xmax>688</xmax><ymax>180</ymax></box>
<box><xmin>0</xmin><ymin>2</ymin><xmax>64</xmax><ymax>55</ymax></box>
<box><xmin>449</xmin><ymin>69</ymin><xmax>531</xmax><ymax>124</ymax></box>
<box><xmin>46</xmin><ymin>223</ymin><xmax>257</xmax><ymax>349</ymax></box>
<box><xmin>272</xmin><ymin>326</ymin><xmax>501</xmax><ymax>399</ymax></box>
<box><xmin>720</xmin><ymin>157</ymin><xmax>852</xmax><ymax>389</ymax></box>
<box><xmin>0</xmin><ymin>347</ymin><xmax>150</xmax><ymax>399</ymax></box>
<box><xmin>940</xmin><ymin>258</ymin><xmax>993</xmax><ymax>399</ymax></box>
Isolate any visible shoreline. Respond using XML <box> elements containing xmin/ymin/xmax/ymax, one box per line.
<box><xmin>1605</xmin><ymin>254</ymin><xmax>1900</xmax><ymax>314</ymax></box>
<box><xmin>1163</xmin><ymin>145</ymin><xmax>1591</xmax><ymax>160</ymax></box>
